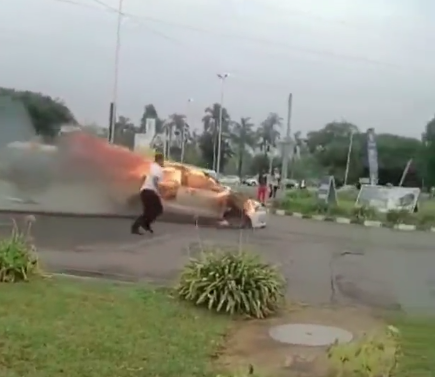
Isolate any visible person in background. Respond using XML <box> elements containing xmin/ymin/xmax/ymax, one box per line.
<box><xmin>269</xmin><ymin>168</ymin><xmax>280</xmax><ymax>199</ymax></box>
<box><xmin>300</xmin><ymin>179</ymin><xmax>306</xmax><ymax>189</ymax></box>
<box><xmin>257</xmin><ymin>169</ymin><xmax>268</xmax><ymax>204</ymax></box>
<box><xmin>131</xmin><ymin>152</ymin><xmax>164</xmax><ymax>235</ymax></box>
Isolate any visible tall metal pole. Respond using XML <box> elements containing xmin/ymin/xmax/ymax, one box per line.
<box><xmin>211</xmin><ymin>118</ymin><xmax>217</xmax><ymax>171</ymax></box>
<box><xmin>108</xmin><ymin>0</ymin><xmax>124</xmax><ymax>144</ymax></box>
<box><xmin>216</xmin><ymin>73</ymin><xmax>229</xmax><ymax>175</ymax></box>
<box><xmin>181</xmin><ymin>98</ymin><xmax>193</xmax><ymax>163</ymax></box>
<box><xmin>344</xmin><ymin>131</ymin><xmax>354</xmax><ymax>186</ymax></box>
<box><xmin>280</xmin><ymin>93</ymin><xmax>292</xmax><ymax>190</ymax></box>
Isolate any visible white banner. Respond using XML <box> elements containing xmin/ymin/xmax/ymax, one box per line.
<box><xmin>134</xmin><ymin>133</ymin><xmax>153</xmax><ymax>151</ymax></box>
<box><xmin>145</xmin><ymin>118</ymin><xmax>156</xmax><ymax>133</ymax></box>
<box><xmin>355</xmin><ymin>185</ymin><xmax>420</xmax><ymax>213</ymax></box>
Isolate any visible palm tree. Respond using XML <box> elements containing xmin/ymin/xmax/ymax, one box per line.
<box><xmin>167</xmin><ymin>113</ymin><xmax>188</xmax><ymax>145</ymax></box>
<box><xmin>257</xmin><ymin>112</ymin><xmax>282</xmax><ymax>153</ymax></box>
<box><xmin>202</xmin><ymin>103</ymin><xmax>230</xmax><ymax>133</ymax></box>
<box><xmin>231</xmin><ymin>117</ymin><xmax>257</xmax><ymax>177</ymax></box>
<box><xmin>164</xmin><ymin>113</ymin><xmax>188</xmax><ymax>160</ymax></box>
<box><xmin>202</xmin><ymin>103</ymin><xmax>231</xmax><ymax>170</ymax></box>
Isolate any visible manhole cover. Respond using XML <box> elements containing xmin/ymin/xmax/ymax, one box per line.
<box><xmin>269</xmin><ymin>324</ymin><xmax>353</xmax><ymax>346</ymax></box>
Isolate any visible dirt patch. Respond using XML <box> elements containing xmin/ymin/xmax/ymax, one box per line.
<box><xmin>217</xmin><ymin>305</ymin><xmax>384</xmax><ymax>377</ymax></box>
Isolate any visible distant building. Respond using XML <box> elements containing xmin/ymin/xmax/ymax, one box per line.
<box><xmin>0</xmin><ymin>96</ymin><xmax>35</xmax><ymax>147</ymax></box>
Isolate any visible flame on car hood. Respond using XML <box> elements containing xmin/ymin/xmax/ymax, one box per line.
<box><xmin>60</xmin><ymin>132</ymin><xmax>257</xmax><ymax>215</ymax></box>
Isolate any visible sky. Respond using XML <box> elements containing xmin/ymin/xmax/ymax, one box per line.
<box><xmin>1</xmin><ymin>0</ymin><xmax>434</xmax><ymax>137</ymax></box>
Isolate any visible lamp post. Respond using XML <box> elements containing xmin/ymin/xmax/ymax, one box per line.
<box><xmin>108</xmin><ymin>0</ymin><xmax>124</xmax><ymax>144</ymax></box>
<box><xmin>215</xmin><ymin>73</ymin><xmax>229</xmax><ymax>175</ymax></box>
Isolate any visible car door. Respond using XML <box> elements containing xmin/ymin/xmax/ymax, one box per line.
<box><xmin>174</xmin><ymin>169</ymin><xmax>224</xmax><ymax>218</ymax></box>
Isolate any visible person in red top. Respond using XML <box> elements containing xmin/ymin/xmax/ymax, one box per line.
<box><xmin>257</xmin><ymin>169</ymin><xmax>268</xmax><ymax>204</ymax></box>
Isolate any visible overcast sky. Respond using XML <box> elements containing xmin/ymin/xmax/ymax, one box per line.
<box><xmin>1</xmin><ymin>0</ymin><xmax>434</xmax><ymax>137</ymax></box>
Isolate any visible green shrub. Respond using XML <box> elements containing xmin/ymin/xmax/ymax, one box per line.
<box><xmin>326</xmin><ymin>325</ymin><xmax>401</xmax><ymax>377</ymax></box>
<box><xmin>280</xmin><ymin>198</ymin><xmax>317</xmax><ymax>214</ymax></box>
<box><xmin>286</xmin><ymin>189</ymin><xmax>314</xmax><ymax>200</ymax></box>
<box><xmin>0</xmin><ymin>217</ymin><xmax>40</xmax><ymax>283</ymax></box>
<box><xmin>417</xmin><ymin>212</ymin><xmax>435</xmax><ymax>228</ymax></box>
<box><xmin>351</xmin><ymin>205</ymin><xmax>378</xmax><ymax>221</ymax></box>
<box><xmin>176</xmin><ymin>248</ymin><xmax>285</xmax><ymax>318</ymax></box>
<box><xmin>386</xmin><ymin>209</ymin><xmax>412</xmax><ymax>225</ymax></box>
<box><xmin>337</xmin><ymin>190</ymin><xmax>358</xmax><ymax>202</ymax></box>
<box><xmin>327</xmin><ymin>204</ymin><xmax>351</xmax><ymax>217</ymax></box>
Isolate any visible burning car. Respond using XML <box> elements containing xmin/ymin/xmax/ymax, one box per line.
<box><xmin>59</xmin><ymin>132</ymin><xmax>268</xmax><ymax>228</ymax></box>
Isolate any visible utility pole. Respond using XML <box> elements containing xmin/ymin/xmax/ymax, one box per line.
<box><xmin>343</xmin><ymin>131</ymin><xmax>354</xmax><ymax>186</ymax></box>
<box><xmin>280</xmin><ymin>93</ymin><xmax>293</xmax><ymax>190</ymax></box>
<box><xmin>108</xmin><ymin>0</ymin><xmax>124</xmax><ymax>144</ymax></box>
<box><xmin>216</xmin><ymin>73</ymin><xmax>229</xmax><ymax>175</ymax></box>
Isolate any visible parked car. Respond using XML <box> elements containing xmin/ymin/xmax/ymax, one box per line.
<box><xmin>243</xmin><ymin>177</ymin><xmax>258</xmax><ymax>186</ymax></box>
<box><xmin>219</xmin><ymin>175</ymin><xmax>241</xmax><ymax>186</ymax></box>
<box><xmin>283</xmin><ymin>179</ymin><xmax>299</xmax><ymax>189</ymax></box>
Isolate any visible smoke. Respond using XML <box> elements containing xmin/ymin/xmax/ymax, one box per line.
<box><xmin>0</xmin><ymin>123</ymin><xmax>146</xmax><ymax>215</ymax></box>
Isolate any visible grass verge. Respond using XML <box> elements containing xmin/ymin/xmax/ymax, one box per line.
<box><xmin>0</xmin><ymin>278</ymin><xmax>229</xmax><ymax>377</ymax></box>
<box><xmin>392</xmin><ymin>315</ymin><xmax>435</xmax><ymax>376</ymax></box>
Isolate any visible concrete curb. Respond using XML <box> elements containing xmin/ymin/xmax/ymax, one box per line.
<box><xmin>268</xmin><ymin>208</ymin><xmax>434</xmax><ymax>233</ymax></box>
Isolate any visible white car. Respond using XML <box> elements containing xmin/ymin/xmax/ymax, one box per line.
<box><xmin>244</xmin><ymin>177</ymin><xmax>258</xmax><ymax>186</ymax></box>
<box><xmin>219</xmin><ymin>175</ymin><xmax>241</xmax><ymax>186</ymax></box>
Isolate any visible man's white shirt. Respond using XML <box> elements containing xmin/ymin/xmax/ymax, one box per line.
<box><xmin>140</xmin><ymin>162</ymin><xmax>163</xmax><ymax>192</ymax></box>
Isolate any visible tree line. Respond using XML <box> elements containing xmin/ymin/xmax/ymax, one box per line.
<box><xmin>2</xmin><ymin>87</ymin><xmax>435</xmax><ymax>188</ymax></box>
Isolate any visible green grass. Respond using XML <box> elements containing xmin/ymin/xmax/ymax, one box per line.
<box><xmin>392</xmin><ymin>315</ymin><xmax>435</xmax><ymax>376</ymax></box>
<box><xmin>0</xmin><ymin>278</ymin><xmax>229</xmax><ymax>377</ymax></box>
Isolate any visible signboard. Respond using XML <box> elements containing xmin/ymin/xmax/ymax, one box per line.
<box><xmin>134</xmin><ymin>133</ymin><xmax>154</xmax><ymax>156</ymax></box>
<box><xmin>366</xmin><ymin>128</ymin><xmax>378</xmax><ymax>185</ymax></box>
<box><xmin>145</xmin><ymin>118</ymin><xmax>156</xmax><ymax>134</ymax></box>
<box><xmin>355</xmin><ymin>185</ymin><xmax>420</xmax><ymax>213</ymax></box>
<box><xmin>317</xmin><ymin>175</ymin><xmax>337</xmax><ymax>205</ymax></box>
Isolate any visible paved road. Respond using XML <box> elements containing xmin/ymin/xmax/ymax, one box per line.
<box><xmin>1</xmin><ymin>212</ymin><xmax>434</xmax><ymax>313</ymax></box>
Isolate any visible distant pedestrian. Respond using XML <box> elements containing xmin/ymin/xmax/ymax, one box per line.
<box><xmin>269</xmin><ymin>168</ymin><xmax>280</xmax><ymax>199</ymax></box>
<box><xmin>257</xmin><ymin>169</ymin><xmax>268</xmax><ymax>204</ymax></box>
<box><xmin>131</xmin><ymin>152</ymin><xmax>164</xmax><ymax>235</ymax></box>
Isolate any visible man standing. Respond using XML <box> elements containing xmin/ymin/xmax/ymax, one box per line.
<box><xmin>257</xmin><ymin>169</ymin><xmax>268</xmax><ymax>204</ymax></box>
<box><xmin>269</xmin><ymin>168</ymin><xmax>280</xmax><ymax>199</ymax></box>
<box><xmin>131</xmin><ymin>152</ymin><xmax>164</xmax><ymax>235</ymax></box>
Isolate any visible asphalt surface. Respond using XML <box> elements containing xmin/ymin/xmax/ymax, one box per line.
<box><xmin>1</xmin><ymin>211</ymin><xmax>435</xmax><ymax>313</ymax></box>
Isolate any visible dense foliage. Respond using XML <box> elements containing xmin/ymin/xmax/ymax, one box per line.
<box><xmin>2</xmin><ymin>86</ymin><xmax>435</xmax><ymax>186</ymax></box>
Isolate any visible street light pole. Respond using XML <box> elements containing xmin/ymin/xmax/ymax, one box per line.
<box><xmin>344</xmin><ymin>131</ymin><xmax>354</xmax><ymax>186</ymax></box>
<box><xmin>280</xmin><ymin>93</ymin><xmax>293</xmax><ymax>191</ymax></box>
<box><xmin>108</xmin><ymin>0</ymin><xmax>124</xmax><ymax>144</ymax></box>
<box><xmin>181</xmin><ymin>98</ymin><xmax>193</xmax><ymax>163</ymax></box>
<box><xmin>216</xmin><ymin>73</ymin><xmax>229</xmax><ymax>175</ymax></box>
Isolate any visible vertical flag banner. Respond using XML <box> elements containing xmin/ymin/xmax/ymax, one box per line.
<box><xmin>366</xmin><ymin>128</ymin><xmax>378</xmax><ymax>185</ymax></box>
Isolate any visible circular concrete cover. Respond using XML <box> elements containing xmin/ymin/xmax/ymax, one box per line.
<box><xmin>269</xmin><ymin>324</ymin><xmax>353</xmax><ymax>346</ymax></box>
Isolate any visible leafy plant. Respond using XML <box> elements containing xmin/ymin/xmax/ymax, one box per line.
<box><xmin>417</xmin><ymin>212</ymin><xmax>435</xmax><ymax>228</ymax></box>
<box><xmin>326</xmin><ymin>204</ymin><xmax>350</xmax><ymax>217</ymax></box>
<box><xmin>386</xmin><ymin>209</ymin><xmax>412</xmax><ymax>225</ymax></box>
<box><xmin>286</xmin><ymin>189</ymin><xmax>314</xmax><ymax>200</ymax></box>
<box><xmin>314</xmin><ymin>202</ymin><xmax>329</xmax><ymax>214</ymax></box>
<box><xmin>176</xmin><ymin>248</ymin><xmax>285</xmax><ymax>318</ymax></box>
<box><xmin>0</xmin><ymin>217</ymin><xmax>40</xmax><ymax>283</ymax></box>
<box><xmin>281</xmin><ymin>197</ymin><xmax>319</xmax><ymax>215</ymax></box>
<box><xmin>326</xmin><ymin>326</ymin><xmax>401</xmax><ymax>377</ymax></box>
<box><xmin>351</xmin><ymin>205</ymin><xmax>378</xmax><ymax>221</ymax></box>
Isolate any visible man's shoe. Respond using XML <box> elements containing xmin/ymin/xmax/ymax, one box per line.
<box><xmin>131</xmin><ymin>227</ymin><xmax>143</xmax><ymax>235</ymax></box>
<box><xmin>144</xmin><ymin>224</ymin><xmax>154</xmax><ymax>234</ymax></box>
